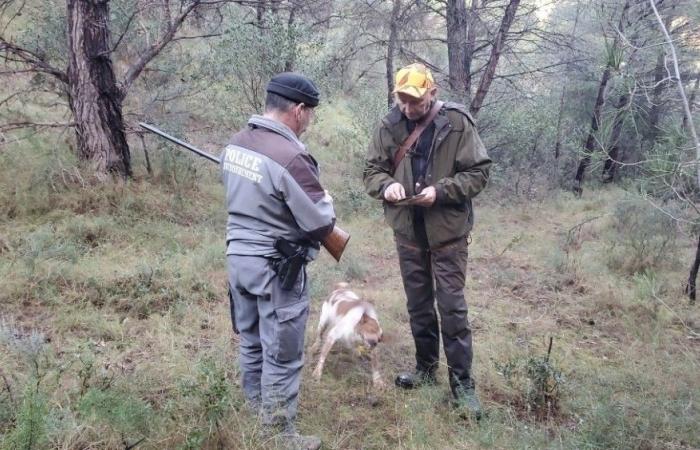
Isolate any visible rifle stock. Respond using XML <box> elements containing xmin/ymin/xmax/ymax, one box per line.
<box><xmin>139</xmin><ymin>121</ymin><xmax>351</xmax><ymax>261</ymax></box>
<box><xmin>323</xmin><ymin>226</ymin><xmax>350</xmax><ymax>262</ymax></box>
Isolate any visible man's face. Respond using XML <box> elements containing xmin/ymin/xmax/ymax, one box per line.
<box><xmin>396</xmin><ymin>88</ymin><xmax>437</xmax><ymax>121</ymax></box>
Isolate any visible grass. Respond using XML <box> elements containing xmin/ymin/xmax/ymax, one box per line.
<box><xmin>1</xmin><ymin>121</ymin><xmax>699</xmax><ymax>449</ymax></box>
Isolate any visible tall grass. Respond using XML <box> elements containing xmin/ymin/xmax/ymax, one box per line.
<box><xmin>1</xmin><ymin>120</ymin><xmax>698</xmax><ymax>449</ymax></box>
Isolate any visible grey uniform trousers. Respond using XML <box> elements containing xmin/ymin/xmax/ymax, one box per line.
<box><xmin>395</xmin><ymin>234</ymin><xmax>475</xmax><ymax>392</ymax></box>
<box><xmin>227</xmin><ymin>254</ymin><xmax>310</xmax><ymax>429</ymax></box>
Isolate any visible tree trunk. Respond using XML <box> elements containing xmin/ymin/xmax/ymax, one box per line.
<box><xmin>446</xmin><ymin>0</ymin><xmax>468</xmax><ymax>100</ymax></box>
<box><xmin>686</xmin><ymin>232</ymin><xmax>700</xmax><ymax>303</ymax></box>
<box><xmin>602</xmin><ymin>91</ymin><xmax>632</xmax><ymax>182</ymax></box>
<box><xmin>573</xmin><ymin>66</ymin><xmax>613</xmax><ymax>195</ymax></box>
<box><xmin>284</xmin><ymin>5</ymin><xmax>298</xmax><ymax>72</ymax></box>
<box><xmin>554</xmin><ymin>89</ymin><xmax>565</xmax><ymax>160</ymax></box>
<box><xmin>386</xmin><ymin>0</ymin><xmax>401</xmax><ymax>108</ymax></box>
<box><xmin>554</xmin><ymin>2</ymin><xmax>581</xmax><ymax>160</ymax></box>
<box><xmin>573</xmin><ymin>0</ymin><xmax>630</xmax><ymax>196</ymax></box>
<box><xmin>646</xmin><ymin>51</ymin><xmax>666</xmax><ymax>144</ymax></box>
<box><xmin>469</xmin><ymin>0</ymin><xmax>520</xmax><ymax>117</ymax></box>
<box><xmin>682</xmin><ymin>74</ymin><xmax>699</xmax><ymax>131</ymax></box>
<box><xmin>67</xmin><ymin>0</ymin><xmax>131</xmax><ymax>179</ymax></box>
<box><xmin>464</xmin><ymin>0</ymin><xmax>479</xmax><ymax>105</ymax></box>
<box><xmin>256</xmin><ymin>1</ymin><xmax>266</xmax><ymax>26</ymax></box>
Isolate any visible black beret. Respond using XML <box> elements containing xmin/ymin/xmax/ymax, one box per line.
<box><xmin>266</xmin><ymin>72</ymin><xmax>320</xmax><ymax>107</ymax></box>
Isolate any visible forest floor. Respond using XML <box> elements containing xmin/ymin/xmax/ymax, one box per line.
<box><xmin>1</xmin><ymin>153</ymin><xmax>698</xmax><ymax>449</ymax></box>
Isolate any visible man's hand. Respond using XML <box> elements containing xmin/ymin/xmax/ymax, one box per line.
<box><xmin>323</xmin><ymin>189</ymin><xmax>334</xmax><ymax>203</ymax></box>
<box><xmin>383</xmin><ymin>182</ymin><xmax>406</xmax><ymax>202</ymax></box>
<box><xmin>413</xmin><ymin>186</ymin><xmax>436</xmax><ymax>207</ymax></box>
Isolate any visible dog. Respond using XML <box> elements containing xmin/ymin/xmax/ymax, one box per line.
<box><xmin>310</xmin><ymin>282</ymin><xmax>385</xmax><ymax>389</ymax></box>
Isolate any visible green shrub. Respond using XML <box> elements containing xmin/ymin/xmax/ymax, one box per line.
<box><xmin>78</xmin><ymin>388</ymin><xmax>153</xmax><ymax>440</ymax></box>
<box><xmin>493</xmin><ymin>338</ymin><xmax>565</xmax><ymax>420</ymax></box>
<box><xmin>1</xmin><ymin>383</ymin><xmax>49</xmax><ymax>450</ymax></box>
<box><xmin>177</xmin><ymin>357</ymin><xmax>232</xmax><ymax>448</ymax></box>
<box><xmin>0</xmin><ymin>320</ymin><xmax>51</xmax><ymax>450</ymax></box>
<box><xmin>605</xmin><ymin>198</ymin><xmax>678</xmax><ymax>274</ymax></box>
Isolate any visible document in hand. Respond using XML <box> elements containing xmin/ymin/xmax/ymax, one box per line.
<box><xmin>392</xmin><ymin>193</ymin><xmax>427</xmax><ymax>206</ymax></box>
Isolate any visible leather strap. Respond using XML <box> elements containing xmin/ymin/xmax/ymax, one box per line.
<box><xmin>392</xmin><ymin>100</ymin><xmax>444</xmax><ymax>174</ymax></box>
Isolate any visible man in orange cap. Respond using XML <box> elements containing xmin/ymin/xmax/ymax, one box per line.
<box><xmin>363</xmin><ymin>63</ymin><xmax>491</xmax><ymax>418</ymax></box>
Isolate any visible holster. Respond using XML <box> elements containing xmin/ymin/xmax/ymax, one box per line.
<box><xmin>272</xmin><ymin>238</ymin><xmax>308</xmax><ymax>290</ymax></box>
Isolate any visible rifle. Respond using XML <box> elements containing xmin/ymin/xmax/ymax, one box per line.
<box><xmin>139</xmin><ymin>122</ymin><xmax>350</xmax><ymax>262</ymax></box>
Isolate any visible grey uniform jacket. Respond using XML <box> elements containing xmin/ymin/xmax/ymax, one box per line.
<box><xmin>222</xmin><ymin>115</ymin><xmax>336</xmax><ymax>259</ymax></box>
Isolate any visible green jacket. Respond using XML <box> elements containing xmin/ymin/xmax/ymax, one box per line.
<box><xmin>363</xmin><ymin>101</ymin><xmax>491</xmax><ymax>248</ymax></box>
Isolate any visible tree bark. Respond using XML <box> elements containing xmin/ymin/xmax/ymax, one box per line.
<box><xmin>469</xmin><ymin>0</ymin><xmax>520</xmax><ymax>117</ymax></box>
<box><xmin>386</xmin><ymin>0</ymin><xmax>401</xmax><ymax>108</ymax></box>
<box><xmin>602</xmin><ymin>91</ymin><xmax>632</xmax><ymax>182</ymax></box>
<box><xmin>284</xmin><ymin>5</ymin><xmax>298</xmax><ymax>72</ymax></box>
<box><xmin>647</xmin><ymin>51</ymin><xmax>666</xmax><ymax>144</ymax></box>
<box><xmin>446</xmin><ymin>0</ymin><xmax>468</xmax><ymax>99</ymax></box>
<box><xmin>573</xmin><ymin>66</ymin><xmax>613</xmax><ymax>195</ymax></box>
<box><xmin>67</xmin><ymin>0</ymin><xmax>131</xmax><ymax>179</ymax></box>
<box><xmin>463</xmin><ymin>0</ymin><xmax>479</xmax><ymax>105</ymax></box>
<box><xmin>554</xmin><ymin>88</ymin><xmax>565</xmax><ymax>160</ymax></box>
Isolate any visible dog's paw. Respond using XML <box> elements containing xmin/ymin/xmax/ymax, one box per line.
<box><xmin>312</xmin><ymin>368</ymin><xmax>323</xmax><ymax>381</ymax></box>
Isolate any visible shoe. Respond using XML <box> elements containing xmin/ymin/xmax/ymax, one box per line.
<box><xmin>394</xmin><ymin>370</ymin><xmax>437</xmax><ymax>389</ymax></box>
<box><xmin>264</xmin><ymin>426</ymin><xmax>322</xmax><ymax>450</ymax></box>
<box><xmin>451</xmin><ymin>386</ymin><xmax>482</xmax><ymax>420</ymax></box>
<box><xmin>283</xmin><ymin>433</ymin><xmax>322</xmax><ymax>450</ymax></box>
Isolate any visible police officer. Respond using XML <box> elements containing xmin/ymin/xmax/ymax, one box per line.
<box><xmin>363</xmin><ymin>63</ymin><xmax>491</xmax><ymax>418</ymax></box>
<box><xmin>224</xmin><ymin>73</ymin><xmax>335</xmax><ymax>449</ymax></box>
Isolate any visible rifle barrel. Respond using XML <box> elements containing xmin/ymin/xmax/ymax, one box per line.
<box><xmin>139</xmin><ymin>121</ymin><xmax>349</xmax><ymax>261</ymax></box>
<box><xmin>139</xmin><ymin>122</ymin><xmax>220</xmax><ymax>164</ymax></box>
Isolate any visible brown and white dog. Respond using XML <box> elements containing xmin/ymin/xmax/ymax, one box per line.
<box><xmin>310</xmin><ymin>282</ymin><xmax>385</xmax><ymax>389</ymax></box>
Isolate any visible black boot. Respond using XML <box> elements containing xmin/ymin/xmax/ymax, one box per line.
<box><xmin>394</xmin><ymin>369</ymin><xmax>438</xmax><ymax>389</ymax></box>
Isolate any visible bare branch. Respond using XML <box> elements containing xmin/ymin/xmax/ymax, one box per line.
<box><xmin>0</xmin><ymin>39</ymin><xmax>68</xmax><ymax>84</ymax></box>
<box><xmin>650</xmin><ymin>0</ymin><xmax>700</xmax><ymax>188</ymax></box>
<box><xmin>109</xmin><ymin>4</ymin><xmax>142</xmax><ymax>54</ymax></box>
<box><xmin>496</xmin><ymin>59</ymin><xmax>586</xmax><ymax>79</ymax></box>
<box><xmin>470</xmin><ymin>0</ymin><xmax>521</xmax><ymax>116</ymax></box>
<box><xmin>0</xmin><ymin>0</ymin><xmax>25</xmax><ymax>35</ymax></box>
<box><xmin>171</xmin><ymin>32</ymin><xmax>222</xmax><ymax>42</ymax></box>
<box><xmin>0</xmin><ymin>121</ymin><xmax>76</xmax><ymax>132</ymax></box>
<box><xmin>119</xmin><ymin>0</ymin><xmax>202</xmax><ymax>97</ymax></box>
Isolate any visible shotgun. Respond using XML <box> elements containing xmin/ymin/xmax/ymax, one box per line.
<box><xmin>139</xmin><ymin>122</ymin><xmax>350</xmax><ymax>262</ymax></box>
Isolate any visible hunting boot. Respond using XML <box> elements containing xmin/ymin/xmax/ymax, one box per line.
<box><xmin>263</xmin><ymin>424</ymin><xmax>321</xmax><ymax>450</ymax></box>
<box><xmin>451</xmin><ymin>385</ymin><xmax>482</xmax><ymax>420</ymax></box>
<box><xmin>281</xmin><ymin>432</ymin><xmax>322</xmax><ymax>450</ymax></box>
<box><xmin>394</xmin><ymin>369</ymin><xmax>438</xmax><ymax>389</ymax></box>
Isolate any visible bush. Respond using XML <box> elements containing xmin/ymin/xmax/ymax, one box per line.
<box><xmin>78</xmin><ymin>388</ymin><xmax>153</xmax><ymax>441</ymax></box>
<box><xmin>0</xmin><ymin>320</ymin><xmax>51</xmax><ymax>450</ymax></box>
<box><xmin>605</xmin><ymin>197</ymin><xmax>678</xmax><ymax>274</ymax></box>
<box><xmin>493</xmin><ymin>338</ymin><xmax>565</xmax><ymax>421</ymax></box>
<box><xmin>2</xmin><ymin>382</ymin><xmax>49</xmax><ymax>450</ymax></box>
<box><xmin>177</xmin><ymin>357</ymin><xmax>233</xmax><ymax>449</ymax></box>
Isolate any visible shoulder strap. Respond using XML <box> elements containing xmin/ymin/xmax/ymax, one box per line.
<box><xmin>392</xmin><ymin>100</ymin><xmax>444</xmax><ymax>174</ymax></box>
